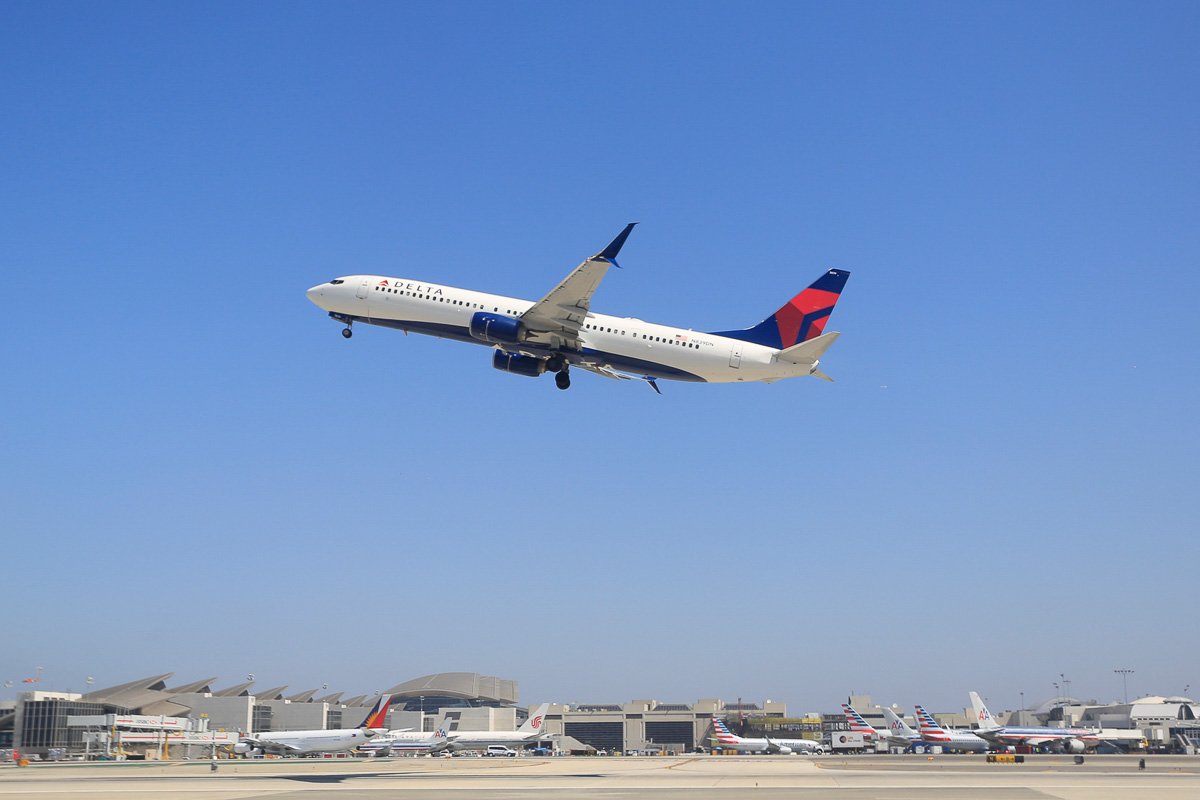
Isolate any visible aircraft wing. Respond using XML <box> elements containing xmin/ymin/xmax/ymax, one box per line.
<box><xmin>519</xmin><ymin>223</ymin><xmax>636</xmax><ymax>350</ymax></box>
<box><xmin>241</xmin><ymin>737</ymin><xmax>303</xmax><ymax>754</ymax></box>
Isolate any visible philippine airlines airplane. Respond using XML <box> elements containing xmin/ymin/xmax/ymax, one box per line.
<box><xmin>912</xmin><ymin>704</ymin><xmax>989</xmax><ymax>752</ymax></box>
<box><xmin>234</xmin><ymin>694</ymin><xmax>392</xmax><ymax>756</ymax></box>
<box><xmin>710</xmin><ymin>715</ymin><xmax>827</xmax><ymax>754</ymax></box>
<box><xmin>305</xmin><ymin>224</ymin><xmax>850</xmax><ymax>391</ymax></box>
<box><xmin>434</xmin><ymin>703</ymin><xmax>552</xmax><ymax>751</ymax></box>
<box><xmin>968</xmin><ymin>691</ymin><xmax>1098</xmax><ymax>753</ymax></box>
<box><xmin>358</xmin><ymin>718</ymin><xmax>454</xmax><ymax>755</ymax></box>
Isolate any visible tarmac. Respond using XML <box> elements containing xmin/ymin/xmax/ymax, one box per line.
<box><xmin>2</xmin><ymin>754</ymin><xmax>1199</xmax><ymax>800</ymax></box>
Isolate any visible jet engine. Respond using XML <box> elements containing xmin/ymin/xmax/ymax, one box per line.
<box><xmin>776</xmin><ymin>746</ymin><xmax>793</xmax><ymax>754</ymax></box>
<box><xmin>470</xmin><ymin>312</ymin><xmax>526</xmax><ymax>344</ymax></box>
<box><xmin>232</xmin><ymin>742</ymin><xmax>262</xmax><ymax>756</ymax></box>
<box><xmin>1063</xmin><ymin>739</ymin><xmax>1086</xmax><ymax>754</ymax></box>
<box><xmin>492</xmin><ymin>350</ymin><xmax>547</xmax><ymax>377</ymax></box>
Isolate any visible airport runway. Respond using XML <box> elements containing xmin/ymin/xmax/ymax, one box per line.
<box><xmin>2</xmin><ymin>754</ymin><xmax>1198</xmax><ymax>800</ymax></box>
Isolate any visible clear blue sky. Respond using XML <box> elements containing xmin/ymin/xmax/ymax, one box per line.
<box><xmin>3</xmin><ymin>1</ymin><xmax>1198</xmax><ymax>715</ymax></box>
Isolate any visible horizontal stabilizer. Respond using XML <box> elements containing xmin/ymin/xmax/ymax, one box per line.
<box><xmin>776</xmin><ymin>331</ymin><xmax>840</xmax><ymax>365</ymax></box>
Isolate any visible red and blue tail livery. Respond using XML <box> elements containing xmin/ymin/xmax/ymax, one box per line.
<box><xmin>711</xmin><ymin>269</ymin><xmax>850</xmax><ymax>350</ymax></box>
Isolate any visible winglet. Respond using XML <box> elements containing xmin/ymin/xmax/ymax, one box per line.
<box><xmin>647</xmin><ymin>378</ymin><xmax>661</xmax><ymax>394</ymax></box>
<box><xmin>595</xmin><ymin>222</ymin><xmax>638</xmax><ymax>262</ymax></box>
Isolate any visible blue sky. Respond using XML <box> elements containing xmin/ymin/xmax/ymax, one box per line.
<box><xmin>3</xmin><ymin>1</ymin><xmax>1198</xmax><ymax>715</ymax></box>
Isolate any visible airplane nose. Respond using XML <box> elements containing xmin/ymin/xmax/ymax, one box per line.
<box><xmin>306</xmin><ymin>285</ymin><xmax>323</xmax><ymax>303</ymax></box>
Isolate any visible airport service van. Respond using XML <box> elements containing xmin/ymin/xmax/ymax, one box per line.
<box><xmin>486</xmin><ymin>746</ymin><xmax>518</xmax><ymax>757</ymax></box>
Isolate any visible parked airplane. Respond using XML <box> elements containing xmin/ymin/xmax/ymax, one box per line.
<box><xmin>234</xmin><ymin>694</ymin><xmax>391</xmax><ymax>756</ymax></box>
<box><xmin>710</xmin><ymin>715</ymin><xmax>826</xmax><ymax>754</ymax></box>
<box><xmin>841</xmin><ymin>703</ymin><xmax>885</xmax><ymax>742</ymax></box>
<box><xmin>305</xmin><ymin>224</ymin><xmax>850</xmax><ymax>391</ymax></box>
<box><xmin>358</xmin><ymin>717</ymin><xmax>454</xmax><ymax>755</ymax></box>
<box><xmin>968</xmin><ymin>691</ymin><xmax>1098</xmax><ymax>753</ymax></box>
<box><xmin>435</xmin><ymin>703</ymin><xmax>552</xmax><ymax>752</ymax></box>
<box><xmin>912</xmin><ymin>704</ymin><xmax>989</xmax><ymax>752</ymax></box>
<box><xmin>879</xmin><ymin>707</ymin><xmax>924</xmax><ymax>749</ymax></box>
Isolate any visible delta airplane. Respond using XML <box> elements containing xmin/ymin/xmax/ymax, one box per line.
<box><xmin>358</xmin><ymin>718</ymin><xmax>454</xmax><ymax>755</ymax></box>
<box><xmin>968</xmin><ymin>691</ymin><xmax>1098</xmax><ymax>753</ymax></box>
<box><xmin>433</xmin><ymin>703</ymin><xmax>552</xmax><ymax>751</ymax></box>
<box><xmin>234</xmin><ymin>694</ymin><xmax>391</xmax><ymax>756</ymax></box>
<box><xmin>710</xmin><ymin>715</ymin><xmax>826</xmax><ymax>754</ymax></box>
<box><xmin>305</xmin><ymin>224</ymin><xmax>850</xmax><ymax>391</ymax></box>
<box><xmin>912</xmin><ymin>704</ymin><xmax>989</xmax><ymax>752</ymax></box>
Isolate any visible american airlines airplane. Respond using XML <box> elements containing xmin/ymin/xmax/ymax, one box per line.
<box><xmin>841</xmin><ymin>703</ymin><xmax>885</xmax><ymax>742</ymax></box>
<box><xmin>879</xmin><ymin>707</ymin><xmax>924</xmax><ymax>749</ymax></box>
<box><xmin>305</xmin><ymin>224</ymin><xmax>850</xmax><ymax>391</ymax></box>
<box><xmin>358</xmin><ymin>718</ymin><xmax>454</xmax><ymax>755</ymax></box>
<box><xmin>912</xmin><ymin>704</ymin><xmax>989</xmax><ymax>752</ymax></box>
<box><xmin>234</xmin><ymin>694</ymin><xmax>392</xmax><ymax>756</ymax></box>
<box><xmin>710</xmin><ymin>715</ymin><xmax>826</xmax><ymax>754</ymax></box>
<box><xmin>968</xmin><ymin>691</ymin><xmax>1098</xmax><ymax>753</ymax></box>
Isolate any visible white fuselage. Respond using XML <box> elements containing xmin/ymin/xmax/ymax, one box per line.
<box><xmin>305</xmin><ymin>276</ymin><xmax>821</xmax><ymax>384</ymax></box>
<box><xmin>239</xmin><ymin>727</ymin><xmax>377</xmax><ymax>755</ymax></box>
<box><xmin>916</xmin><ymin>728</ymin><xmax>990</xmax><ymax>751</ymax></box>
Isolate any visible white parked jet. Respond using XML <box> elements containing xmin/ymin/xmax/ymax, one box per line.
<box><xmin>968</xmin><ymin>691</ymin><xmax>1098</xmax><ymax>753</ymax></box>
<box><xmin>358</xmin><ymin>717</ymin><xmax>454</xmax><ymax>755</ymax></box>
<box><xmin>710</xmin><ymin>715</ymin><xmax>826</xmax><ymax>754</ymax></box>
<box><xmin>234</xmin><ymin>694</ymin><xmax>391</xmax><ymax>756</ymax></box>
<box><xmin>879</xmin><ymin>707</ymin><xmax>924</xmax><ymax>749</ymax></box>
<box><xmin>913</xmin><ymin>704</ymin><xmax>989</xmax><ymax>752</ymax></box>
<box><xmin>306</xmin><ymin>224</ymin><xmax>850</xmax><ymax>391</ymax></box>
<box><xmin>841</xmin><ymin>703</ymin><xmax>885</xmax><ymax>742</ymax></box>
<box><xmin>435</xmin><ymin>703</ymin><xmax>552</xmax><ymax>752</ymax></box>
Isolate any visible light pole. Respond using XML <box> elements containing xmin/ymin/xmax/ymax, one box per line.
<box><xmin>1114</xmin><ymin>669</ymin><xmax>1134</xmax><ymax>704</ymax></box>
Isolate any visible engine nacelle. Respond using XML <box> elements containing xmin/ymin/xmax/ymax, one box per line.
<box><xmin>470</xmin><ymin>312</ymin><xmax>525</xmax><ymax>344</ymax></box>
<box><xmin>492</xmin><ymin>350</ymin><xmax>547</xmax><ymax>378</ymax></box>
<box><xmin>1063</xmin><ymin>739</ymin><xmax>1085</xmax><ymax>754</ymax></box>
<box><xmin>232</xmin><ymin>742</ymin><xmax>262</xmax><ymax>756</ymax></box>
<box><xmin>777</xmin><ymin>746</ymin><xmax>793</xmax><ymax>754</ymax></box>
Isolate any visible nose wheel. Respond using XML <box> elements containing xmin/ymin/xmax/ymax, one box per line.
<box><xmin>341</xmin><ymin>326</ymin><xmax>353</xmax><ymax>339</ymax></box>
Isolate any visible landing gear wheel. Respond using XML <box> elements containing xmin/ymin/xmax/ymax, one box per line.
<box><xmin>555</xmin><ymin>370</ymin><xmax>571</xmax><ymax>390</ymax></box>
<box><xmin>342</xmin><ymin>327</ymin><xmax>353</xmax><ymax>339</ymax></box>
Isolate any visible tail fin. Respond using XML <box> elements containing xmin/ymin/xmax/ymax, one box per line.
<box><xmin>519</xmin><ymin>703</ymin><xmax>550</xmax><ymax>735</ymax></box>
<box><xmin>881</xmin><ymin>707</ymin><xmax>918</xmax><ymax>738</ymax></box>
<box><xmin>842</xmin><ymin>703</ymin><xmax>877</xmax><ymax>736</ymax></box>
<box><xmin>710</xmin><ymin>715</ymin><xmax>739</xmax><ymax>744</ymax></box>
<box><xmin>358</xmin><ymin>694</ymin><xmax>392</xmax><ymax>729</ymax></box>
<box><xmin>969</xmin><ymin>692</ymin><xmax>1000</xmax><ymax>728</ymax></box>
<box><xmin>913</xmin><ymin>705</ymin><xmax>944</xmax><ymax>735</ymax></box>
<box><xmin>709</xmin><ymin>269</ymin><xmax>850</xmax><ymax>349</ymax></box>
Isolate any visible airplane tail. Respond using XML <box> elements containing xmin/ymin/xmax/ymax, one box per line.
<box><xmin>358</xmin><ymin>694</ymin><xmax>392</xmax><ymax>729</ymax></box>
<box><xmin>708</xmin><ymin>269</ymin><xmax>850</xmax><ymax>350</ymax></box>
<box><xmin>842</xmin><ymin>703</ymin><xmax>877</xmax><ymax>737</ymax></box>
<box><xmin>519</xmin><ymin>703</ymin><xmax>550</xmax><ymax>735</ymax></box>
<box><xmin>969</xmin><ymin>692</ymin><xmax>1000</xmax><ymax>728</ymax></box>
<box><xmin>913</xmin><ymin>705</ymin><xmax>946</xmax><ymax>735</ymax></box>
<box><xmin>881</xmin><ymin>707</ymin><xmax>918</xmax><ymax>738</ymax></box>
<box><xmin>710</xmin><ymin>715</ymin><xmax>741</xmax><ymax>745</ymax></box>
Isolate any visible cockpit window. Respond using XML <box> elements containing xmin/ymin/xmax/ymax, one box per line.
<box><xmin>330</xmin><ymin>279</ymin><xmax>345</xmax><ymax>285</ymax></box>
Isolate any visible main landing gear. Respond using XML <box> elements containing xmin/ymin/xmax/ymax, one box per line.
<box><xmin>555</xmin><ymin>370</ymin><xmax>571</xmax><ymax>390</ymax></box>
<box><xmin>546</xmin><ymin>355</ymin><xmax>571</xmax><ymax>390</ymax></box>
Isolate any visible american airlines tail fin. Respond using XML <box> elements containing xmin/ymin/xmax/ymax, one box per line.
<box><xmin>710</xmin><ymin>715</ymin><xmax>740</xmax><ymax>745</ymax></box>
<box><xmin>709</xmin><ymin>269</ymin><xmax>850</xmax><ymax>350</ymax></box>
<box><xmin>969</xmin><ymin>692</ymin><xmax>1000</xmax><ymax>729</ymax></box>
<box><xmin>358</xmin><ymin>694</ymin><xmax>392</xmax><ymax>730</ymax></box>
<box><xmin>842</xmin><ymin>703</ymin><xmax>878</xmax><ymax>737</ymax></box>
<box><xmin>913</xmin><ymin>704</ymin><xmax>945</xmax><ymax>735</ymax></box>
<box><xmin>881</xmin><ymin>707</ymin><xmax>918</xmax><ymax>738</ymax></box>
<box><xmin>519</xmin><ymin>703</ymin><xmax>550</xmax><ymax>736</ymax></box>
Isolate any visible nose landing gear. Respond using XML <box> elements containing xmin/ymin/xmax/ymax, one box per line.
<box><xmin>341</xmin><ymin>325</ymin><xmax>353</xmax><ymax>339</ymax></box>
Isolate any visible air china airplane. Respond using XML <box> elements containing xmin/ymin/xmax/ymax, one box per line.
<box><xmin>913</xmin><ymin>704</ymin><xmax>989</xmax><ymax>752</ymax></box>
<box><xmin>710</xmin><ymin>715</ymin><xmax>826</xmax><ymax>754</ymax></box>
<box><xmin>434</xmin><ymin>703</ymin><xmax>552</xmax><ymax>751</ymax></box>
<box><xmin>968</xmin><ymin>691</ymin><xmax>1098</xmax><ymax>753</ymax></box>
<box><xmin>305</xmin><ymin>224</ymin><xmax>850</xmax><ymax>391</ymax></box>
<box><xmin>234</xmin><ymin>694</ymin><xmax>392</xmax><ymax>756</ymax></box>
